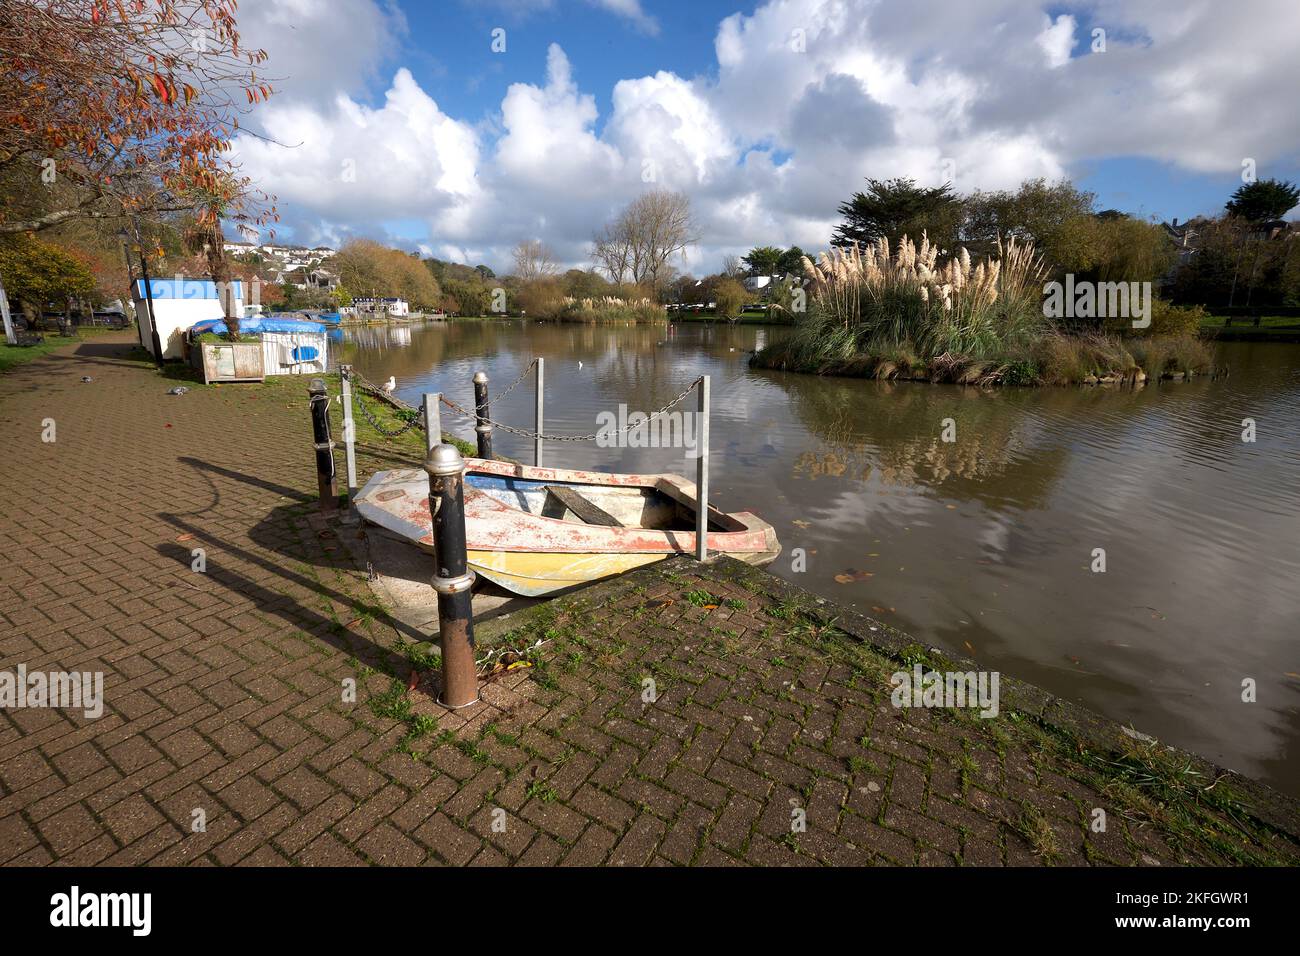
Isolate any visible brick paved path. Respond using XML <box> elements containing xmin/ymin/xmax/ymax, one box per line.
<box><xmin>1</xmin><ymin>334</ymin><xmax>1298</xmax><ymax>866</ymax></box>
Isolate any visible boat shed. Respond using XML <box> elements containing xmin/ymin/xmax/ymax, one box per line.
<box><xmin>133</xmin><ymin>278</ymin><xmax>243</xmax><ymax>360</ymax></box>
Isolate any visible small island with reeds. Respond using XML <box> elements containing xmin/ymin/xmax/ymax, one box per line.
<box><xmin>751</xmin><ymin>234</ymin><xmax>1212</xmax><ymax>386</ymax></box>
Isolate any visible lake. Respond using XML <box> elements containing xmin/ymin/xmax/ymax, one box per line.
<box><xmin>338</xmin><ymin>319</ymin><xmax>1300</xmax><ymax>797</ymax></box>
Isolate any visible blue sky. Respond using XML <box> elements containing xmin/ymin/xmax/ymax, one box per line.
<box><xmin>233</xmin><ymin>0</ymin><xmax>1300</xmax><ymax>270</ymax></box>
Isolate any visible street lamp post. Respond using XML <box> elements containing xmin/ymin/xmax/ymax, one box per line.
<box><xmin>121</xmin><ymin>239</ymin><xmax>144</xmax><ymax>349</ymax></box>
<box><xmin>122</xmin><ymin>223</ymin><xmax>163</xmax><ymax>366</ymax></box>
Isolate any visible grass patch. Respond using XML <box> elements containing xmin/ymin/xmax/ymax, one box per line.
<box><xmin>1012</xmin><ymin>803</ymin><xmax>1060</xmax><ymax>861</ymax></box>
<box><xmin>0</xmin><ymin>326</ymin><xmax>126</xmax><ymax>374</ymax></box>
<box><xmin>526</xmin><ymin>780</ymin><xmax>559</xmax><ymax>803</ymax></box>
<box><xmin>684</xmin><ymin>588</ymin><xmax>721</xmax><ymax>608</ymax></box>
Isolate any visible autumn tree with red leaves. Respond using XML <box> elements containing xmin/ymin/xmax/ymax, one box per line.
<box><xmin>1</xmin><ymin>0</ymin><xmax>277</xmax><ymax>340</ymax></box>
<box><xmin>1</xmin><ymin>0</ymin><xmax>276</xmax><ymax>239</ymax></box>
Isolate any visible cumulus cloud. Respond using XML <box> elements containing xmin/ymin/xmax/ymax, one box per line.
<box><xmin>238</xmin><ymin>0</ymin><xmax>408</xmax><ymax>105</ymax></box>
<box><xmin>1036</xmin><ymin>14</ymin><xmax>1077</xmax><ymax>68</ymax></box>
<box><xmin>231</xmin><ymin>68</ymin><xmax>483</xmax><ymax>242</ymax></box>
<box><xmin>232</xmin><ymin>0</ymin><xmax>1300</xmax><ymax>272</ymax></box>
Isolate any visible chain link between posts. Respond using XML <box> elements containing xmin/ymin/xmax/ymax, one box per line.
<box><xmin>344</xmin><ymin>367</ymin><xmax>701</xmax><ymax>444</ymax></box>
<box><xmin>353</xmin><ymin>387</ymin><xmax>424</xmax><ymax>437</ymax></box>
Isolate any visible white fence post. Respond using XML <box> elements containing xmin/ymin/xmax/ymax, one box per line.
<box><xmin>695</xmin><ymin>375</ymin><xmax>710</xmax><ymax>561</ymax></box>
<box><xmin>535</xmin><ymin>357</ymin><xmax>544</xmax><ymax>467</ymax></box>
<box><xmin>340</xmin><ymin>365</ymin><xmax>358</xmax><ymax>504</ymax></box>
<box><xmin>423</xmin><ymin>392</ymin><xmax>441</xmax><ymax>454</ymax></box>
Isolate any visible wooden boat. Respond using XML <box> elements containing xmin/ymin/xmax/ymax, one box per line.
<box><xmin>354</xmin><ymin>457</ymin><xmax>781</xmax><ymax>596</ymax></box>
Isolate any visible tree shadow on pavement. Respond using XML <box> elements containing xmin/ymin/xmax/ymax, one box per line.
<box><xmin>156</xmin><ymin>509</ymin><xmax>424</xmax><ymax>680</ymax></box>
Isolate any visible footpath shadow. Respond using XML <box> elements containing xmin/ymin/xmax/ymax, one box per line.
<box><xmin>72</xmin><ymin>341</ymin><xmax>143</xmax><ymax>360</ymax></box>
<box><xmin>160</xmin><ymin>455</ymin><xmax>430</xmax><ymax>675</ymax></box>
<box><xmin>178</xmin><ymin>456</ymin><xmax>314</xmax><ymax>503</ymax></box>
<box><xmin>157</xmin><ymin>508</ymin><xmax>424</xmax><ymax>673</ymax></box>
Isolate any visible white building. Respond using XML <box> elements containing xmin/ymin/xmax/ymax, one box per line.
<box><xmin>354</xmin><ymin>296</ymin><xmax>409</xmax><ymax>316</ymax></box>
<box><xmin>132</xmin><ymin>278</ymin><xmax>243</xmax><ymax>360</ymax></box>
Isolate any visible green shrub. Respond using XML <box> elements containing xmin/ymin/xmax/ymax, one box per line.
<box><xmin>1148</xmin><ymin>299</ymin><xmax>1205</xmax><ymax>337</ymax></box>
<box><xmin>713</xmin><ymin>278</ymin><xmax>746</xmax><ymax>319</ymax></box>
<box><xmin>515</xmin><ymin>278</ymin><xmax>567</xmax><ymax>320</ymax></box>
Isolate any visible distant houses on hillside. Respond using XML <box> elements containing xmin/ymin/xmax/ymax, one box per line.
<box><xmin>281</xmin><ymin>267</ymin><xmax>339</xmax><ymax>292</ymax></box>
<box><xmin>223</xmin><ymin>240</ymin><xmax>336</xmax><ymax>260</ymax></box>
<box><xmin>354</xmin><ymin>296</ymin><xmax>410</xmax><ymax>316</ymax></box>
<box><xmin>224</xmin><ymin>241</ymin><xmax>336</xmax><ymax>277</ymax></box>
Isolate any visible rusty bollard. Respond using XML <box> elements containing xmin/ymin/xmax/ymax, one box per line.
<box><xmin>472</xmin><ymin>370</ymin><xmax>493</xmax><ymax>459</ymax></box>
<box><xmin>425</xmin><ymin>444</ymin><xmax>479</xmax><ymax>709</ymax></box>
<box><xmin>308</xmin><ymin>378</ymin><xmax>337</xmax><ymax>512</ymax></box>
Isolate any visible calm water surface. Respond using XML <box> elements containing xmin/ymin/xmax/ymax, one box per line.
<box><xmin>339</xmin><ymin>320</ymin><xmax>1300</xmax><ymax>797</ymax></box>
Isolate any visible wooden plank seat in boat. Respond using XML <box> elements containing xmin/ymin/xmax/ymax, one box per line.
<box><xmin>544</xmin><ymin>485</ymin><xmax>624</xmax><ymax>527</ymax></box>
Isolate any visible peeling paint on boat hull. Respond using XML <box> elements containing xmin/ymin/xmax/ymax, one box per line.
<box><xmin>354</xmin><ymin>458</ymin><xmax>781</xmax><ymax>595</ymax></box>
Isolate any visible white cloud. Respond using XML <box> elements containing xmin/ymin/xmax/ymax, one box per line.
<box><xmin>231</xmin><ymin>68</ymin><xmax>483</xmax><ymax>240</ymax></box>
<box><xmin>238</xmin><ymin>0</ymin><xmax>407</xmax><ymax>105</ymax></box>
<box><xmin>233</xmin><ymin>0</ymin><xmax>1300</xmax><ymax>272</ymax></box>
<box><xmin>588</xmin><ymin>0</ymin><xmax>659</xmax><ymax>35</ymax></box>
<box><xmin>494</xmin><ymin>44</ymin><xmax>622</xmax><ymax>187</ymax></box>
<box><xmin>1036</xmin><ymin>14</ymin><xmax>1077</xmax><ymax>68</ymax></box>
<box><xmin>476</xmin><ymin>0</ymin><xmax>659</xmax><ymax>34</ymax></box>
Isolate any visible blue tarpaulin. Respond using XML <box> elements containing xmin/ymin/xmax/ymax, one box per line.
<box><xmin>189</xmin><ymin>316</ymin><xmax>327</xmax><ymax>336</ymax></box>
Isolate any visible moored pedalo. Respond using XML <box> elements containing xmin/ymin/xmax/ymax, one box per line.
<box><xmin>423</xmin><ymin>442</ymin><xmax>479</xmax><ymax>709</ymax></box>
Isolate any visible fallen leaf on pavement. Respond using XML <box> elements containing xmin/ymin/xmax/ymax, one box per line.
<box><xmin>834</xmin><ymin>568</ymin><xmax>874</xmax><ymax>584</ymax></box>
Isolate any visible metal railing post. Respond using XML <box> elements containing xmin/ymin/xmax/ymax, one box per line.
<box><xmin>339</xmin><ymin>366</ymin><xmax>358</xmax><ymax>505</ymax></box>
<box><xmin>308</xmin><ymin>378</ymin><xmax>338</xmax><ymax>512</ymax></box>
<box><xmin>423</xmin><ymin>392</ymin><xmax>440</xmax><ymax>454</ymax></box>
<box><xmin>695</xmin><ymin>375</ymin><xmax>710</xmax><ymax>561</ymax></box>
<box><xmin>424</xmin><ymin>444</ymin><xmax>479</xmax><ymax>709</ymax></box>
<box><xmin>473</xmin><ymin>370</ymin><xmax>493</xmax><ymax>459</ymax></box>
<box><xmin>535</xmin><ymin>357</ymin><xmax>544</xmax><ymax>467</ymax></box>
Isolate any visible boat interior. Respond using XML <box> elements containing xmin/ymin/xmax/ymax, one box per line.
<box><xmin>465</xmin><ymin>472</ymin><xmax>728</xmax><ymax>532</ymax></box>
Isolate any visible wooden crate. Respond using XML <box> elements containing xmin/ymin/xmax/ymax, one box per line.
<box><xmin>199</xmin><ymin>341</ymin><xmax>265</xmax><ymax>383</ymax></box>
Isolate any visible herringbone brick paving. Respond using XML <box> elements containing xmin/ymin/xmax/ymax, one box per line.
<box><xmin>1</xmin><ymin>334</ymin><xmax>1298</xmax><ymax>866</ymax></box>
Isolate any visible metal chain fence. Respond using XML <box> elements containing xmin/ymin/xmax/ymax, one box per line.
<box><xmin>352</xmin><ymin>386</ymin><xmax>425</xmax><ymax>437</ymax></box>
<box><xmin>346</xmin><ymin>367</ymin><xmax>701</xmax><ymax>445</ymax></box>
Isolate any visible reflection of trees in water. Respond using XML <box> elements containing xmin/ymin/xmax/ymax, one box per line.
<box><xmin>586</xmin><ymin>323</ymin><xmax>764</xmax><ymax>413</ymax></box>
<box><xmin>769</xmin><ymin>371</ymin><xmax>1069</xmax><ymax>508</ymax></box>
<box><xmin>340</xmin><ymin>321</ymin><xmax>448</xmax><ymax>378</ymax></box>
<box><xmin>771</xmin><ymin>341</ymin><xmax>1300</xmax><ymax>509</ymax></box>
<box><xmin>341</xmin><ymin>321</ymin><xmax>531</xmax><ymax>384</ymax></box>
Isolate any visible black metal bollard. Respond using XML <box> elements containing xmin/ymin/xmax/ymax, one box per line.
<box><xmin>308</xmin><ymin>378</ymin><xmax>337</xmax><ymax>512</ymax></box>
<box><xmin>472</xmin><ymin>370</ymin><xmax>493</xmax><ymax>459</ymax></box>
<box><xmin>425</xmin><ymin>444</ymin><xmax>479</xmax><ymax>708</ymax></box>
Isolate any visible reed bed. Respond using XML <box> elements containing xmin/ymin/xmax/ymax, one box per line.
<box><xmin>559</xmin><ymin>296</ymin><xmax>664</xmax><ymax>323</ymax></box>
<box><xmin>757</xmin><ymin>234</ymin><xmax>1212</xmax><ymax>385</ymax></box>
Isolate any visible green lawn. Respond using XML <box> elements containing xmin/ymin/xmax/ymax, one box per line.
<box><xmin>670</xmin><ymin>309</ymin><xmax>788</xmax><ymax>325</ymax></box>
<box><xmin>1199</xmin><ymin>314</ymin><xmax>1300</xmax><ymax>340</ymax></box>
<box><xmin>1200</xmin><ymin>314</ymin><xmax>1300</xmax><ymax>330</ymax></box>
<box><xmin>0</xmin><ymin>326</ymin><xmax>128</xmax><ymax>374</ymax></box>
